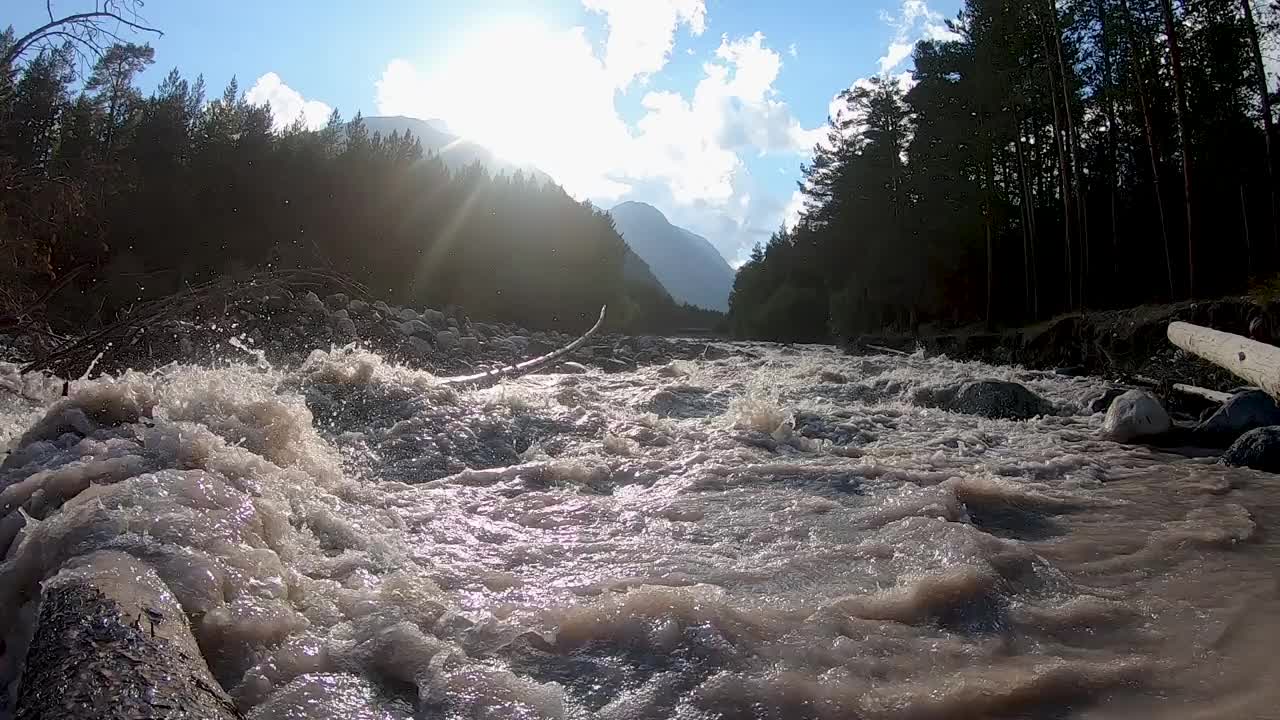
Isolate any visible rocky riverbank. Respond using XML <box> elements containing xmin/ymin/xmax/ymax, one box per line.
<box><xmin>848</xmin><ymin>297</ymin><xmax>1278</xmax><ymax>392</ymax></box>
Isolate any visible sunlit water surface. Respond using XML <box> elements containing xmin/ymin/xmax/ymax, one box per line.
<box><xmin>1</xmin><ymin>343</ymin><xmax>1277</xmax><ymax>719</ymax></box>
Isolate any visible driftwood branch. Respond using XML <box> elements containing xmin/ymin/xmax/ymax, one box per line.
<box><xmin>1167</xmin><ymin>321</ymin><xmax>1280</xmax><ymax>399</ymax></box>
<box><xmin>440</xmin><ymin>305</ymin><xmax>607</xmax><ymax>387</ymax></box>
<box><xmin>1171</xmin><ymin>382</ymin><xmax>1233</xmax><ymax>404</ymax></box>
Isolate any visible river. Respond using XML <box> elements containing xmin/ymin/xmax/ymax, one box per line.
<box><xmin>1</xmin><ymin>342</ymin><xmax>1277</xmax><ymax>719</ymax></box>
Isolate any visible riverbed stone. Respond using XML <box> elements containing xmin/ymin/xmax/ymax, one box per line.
<box><xmin>333</xmin><ymin>317</ymin><xmax>357</xmax><ymax>341</ymax></box>
<box><xmin>459</xmin><ymin>336</ymin><xmax>480</xmax><ymax>353</ymax></box>
<box><xmin>435</xmin><ymin>330</ymin><xmax>458</xmax><ymax>351</ymax></box>
<box><xmin>1103</xmin><ymin>390</ymin><xmax>1171</xmax><ymax>443</ymax></box>
<box><xmin>1196</xmin><ymin>390</ymin><xmax>1280</xmax><ymax>444</ymax></box>
<box><xmin>951</xmin><ymin>380</ymin><xmax>1046</xmax><ymax>420</ymax></box>
<box><xmin>1223</xmin><ymin>426</ymin><xmax>1280</xmax><ymax>472</ymax></box>
<box><xmin>324</xmin><ymin>293</ymin><xmax>348</xmax><ymax>309</ymax></box>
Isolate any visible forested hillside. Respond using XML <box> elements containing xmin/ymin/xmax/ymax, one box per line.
<box><xmin>730</xmin><ymin>0</ymin><xmax>1280</xmax><ymax>341</ymax></box>
<box><xmin>0</xmin><ymin>24</ymin><xmax>719</xmax><ymax>335</ymax></box>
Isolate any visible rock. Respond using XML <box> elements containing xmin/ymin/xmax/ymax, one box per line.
<box><xmin>951</xmin><ymin>380</ymin><xmax>1047</xmax><ymax>420</ymax></box>
<box><xmin>374</xmin><ymin>300</ymin><xmax>391</xmax><ymax>314</ymax></box>
<box><xmin>398</xmin><ymin>319</ymin><xmax>431</xmax><ymax>337</ymax></box>
<box><xmin>329</xmin><ymin>308</ymin><xmax>349</xmax><ymax>320</ymax></box>
<box><xmin>459</xmin><ymin>336</ymin><xmax>480</xmax><ymax>353</ymax></box>
<box><xmin>507</xmin><ymin>335</ymin><xmax>529</xmax><ymax>351</ymax></box>
<box><xmin>408</xmin><ymin>336</ymin><xmax>433</xmax><ymax>357</ymax></box>
<box><xmin>558</xmin><ymin>361</ymin><xmax>589</xmax><ymax>375</ymax></box>
<box><xmin>423</xmin><ymin>309</ymin><xmax>446</xmax><ymax>327</ymax></box>
<box><xmin>820</xmin><ymin>370</ymin><xmax>848</xmax><ymax>384</ymax></box>
<box><xmin>333</xmin><ymin>317</ymin><xmax>358</xmax><ymax>341</ymax></box>
<box><xmin>1196</xmin><ymin>390</ymin><xmax>1280</xmax><ymax>444</ymax></box>
<box><xmin>324</xmin><ymin>293</ymin><xmax>348</xmax><ymax>309</ymax></box>
<box><xmin>574</xmin><ymin>346</ymin><xmax>594</xmax><ymax>360</ymax></box>
<box><xmin>347</xmin><ymin>299</ymin><xmax>370</xmax><ymax>314</ymax></box>
<box><xmin>701</xmin><ymin>344</ymin><xmax>733</xmax><ymax>361</ymax></box>
<box><xmin>399</xmin><ymin>307</ymin><xmax>419</xmax><ymax>321</ymax></box>
<box><xmin>1223</xmin><ymin>426</ymin><xmax>1280</xmax><ymax>472</ymax></box>
<box><xmin>1103</xmin><ymin>390</ymin><xmax>1171</xmax><ymax>442</ymax></box>
<box><xmin>435</xmin><ymin>330</ymin><xmax>459</xmax><ymax>351</ymax></box>
<box><xmin>1089</xmin><ymin>386</ymin><xmax>1129</xmax><ymax>414</ymax></box>
<box><xmin>529</xmin><ymin>337</ymin><xmax>555</xmax><ymax>355</ymax></box>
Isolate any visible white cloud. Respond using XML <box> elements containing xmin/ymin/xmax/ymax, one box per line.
<box><xmin>877</xmin><ymin>0</ymin><xmax>960</xmax><ymax>75</ymax></box>
<box><xmin>787</xmin><ymin>43</ymin><xmax>798</xmax><ymax>58</ymax></box>
<box><xmin>372</xmin><ymin>9</ymin><xmax>820</xmax><ymax>263</ymax></box>
<box><xmin>246</xmin><ymin>72</ymin><xmax>332</xmax><ymax>131</ymax></box>
<box><xmin>783</xmin><ymin>189</ymin><xmax>805</xmax><ymax>231</ymax></box>
<box><xmin>582</xmin><ymin>0</ymin><xmax>706</xmax><ymax>89</ymax></box>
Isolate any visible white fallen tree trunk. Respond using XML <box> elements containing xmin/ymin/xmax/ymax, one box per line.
<box><xmin>14</xmin><ymin>551</ymin><xmax>240</xmax><ymax>720</ymax></box>
<box><xmin>1167</xmin><ymin>321</ymin><xmax>1280</xmax><ymax>399</ymax></box>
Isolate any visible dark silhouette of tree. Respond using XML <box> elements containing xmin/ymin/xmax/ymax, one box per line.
<box><xmin>730</xmin><ymin>0</ymin><xmax>1280</xmax><ymax>341</ymax></box>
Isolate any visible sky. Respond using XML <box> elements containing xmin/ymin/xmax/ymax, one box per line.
<box><xmin>14</xmin><ymin>0</ymin><xmax>963</xmax><ymax>266</ymax></box>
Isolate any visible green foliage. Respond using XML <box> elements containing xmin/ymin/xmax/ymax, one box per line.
<box><xmin>730</xmin><ymin>0</ymin><xmax>1280</xmax><ymax>342</ymax></box>
<box><xmin>0</xmin><ymin>43</ymin><xmax>718</xmax><ymax>333</ymax></box>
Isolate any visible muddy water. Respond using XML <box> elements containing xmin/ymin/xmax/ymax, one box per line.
<box><xmin>1</xmin><ymin>343</ymin><xmax>1278</xmax><ymax>719</ymax></box>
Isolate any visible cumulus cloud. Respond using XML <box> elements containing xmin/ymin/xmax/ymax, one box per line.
<box><xmin>246</xmin><ymin>72</ymin><xmax>332</xmax><ymax>131</ymax></box>
<box><xmin>877</xmin><ymin>0</ymin><xmax>960</xmax><ymax>74</ymax></box>
<box><xmin>372</xmin><ymin>5</ymin><xmax>821</xmax><ymax>262</ymax></box>
<box><xmin>582</xmin><ymin>0</ymin><xmax>707</xmax><ymax>88</ymax></box>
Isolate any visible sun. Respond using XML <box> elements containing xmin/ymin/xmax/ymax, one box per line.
<box><xmin>441</xmin><ymin>16</ymin><xmax>569</xmax><ymax>167</ymax></box>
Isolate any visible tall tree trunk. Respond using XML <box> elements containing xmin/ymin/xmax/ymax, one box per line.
<box><xmin>1099</xmin><ymin>0</ymin><xmax>1122</xmax><ymax>289</ymax></box>
<box><xmin>1044</xmin><ymin>50</ymin><xmax>1075</xmax><ymax>311</ymax></box>
<box><xmin>1122</xmin><ymin>0</ymin><xmax>1175</xmax><ymax>300</ymax></box>
<box><xmin>1240</xmin><ymin>0</ymin><xmax>1278</xmax><ymax>262</ymax></box>
<box><xmin>1049</xmin><ymin>0</ymin><xmax>1089</xmax><ymax>308</ymax></box>
<box><xmin>1015</xmin><ymin>112</ymin><xmax>1040</xmax><ymax>319</ymax></box>
<box><xmin>1159</xmin><ymin>0</ymin><xmax>1195</xmax><ymax>297</ymax></box>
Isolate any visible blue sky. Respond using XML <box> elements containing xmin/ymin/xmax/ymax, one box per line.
<box><xmin>13</xmin><ymin>0</ymin><xmax>961</xmax><ymax>264</ymax></box>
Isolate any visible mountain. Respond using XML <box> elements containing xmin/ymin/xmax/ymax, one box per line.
<box><xmin>358</xmin><ymin>116</ymin><xmax>552</xmax><ymax>184</ymax></box>
<box><xmin>609</xmin><ymin>202</ymin><xmax>736</xmax><ymax>312</ymax></box>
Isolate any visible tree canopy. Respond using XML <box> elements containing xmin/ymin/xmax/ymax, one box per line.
<box><xmin>730</xmin><ymin>0</ymin><xmax>1280</xmax><ymax>340</ymax></box>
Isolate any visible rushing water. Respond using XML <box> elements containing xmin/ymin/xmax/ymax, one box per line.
<box><xmin>1</xmin><ymin>342</ymin><xmax>1277</xmax><ymax>719</ymax></box>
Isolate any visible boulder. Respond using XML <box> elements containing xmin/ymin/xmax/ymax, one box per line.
<box><xmin>820</xmin><ymin>370</ymin><xmax>849</xmax><ymax>384</ymax></box>
<box><xmin>1089</xmin><ymin>386</ymin><xmax>1128</xmax><ymax>414</ymax></box>
<box><xmin>507</xmin><ymin>335</ymin><xmax>530</xmax><ymax>351</ymax></box>
<box><xmin>1223</xmin><ymin>426</ymin><xmax>1280</xmax><ymax>472</ymax></box>
<box><xmin>423</xmin><ymin>309</ymin><xmax>446</xmax><ymax>327</ymax></box>
<box><xmin>333</xmin><ymin>317</ymin><xmax>358</xmax><ymax>341</ymax></box>
<box><xmin>301</xmin><ymin>291</ymin><xmax>325</xmax><ymax>312</ymax></box>
<box><xmin>328</xmin><ymin>308</ymin><xmax>349</xmax><ymax>321</ymax></box>
<box><xmin>324</xmin><ymin>293</ymin><xmax>348</xmax><ymax>309</ymax></box>
<box><xmin>1196</xmin><ymin>390</ymin><xmax>1280</xmax><ymax>444</ymax></box>
<box><xmin>407</xmin><ymin>336</ymin><xmax>433</xmax><ymax>357</ymax></box>
<box><xmin>398</xmin><ymin>319</ymin><xmax>431</xmax><ymax>337</ymax></box>
<box><xmin>951</xmin><ymin>380</ymin><xmax>1047</xmax><ymax>420</ymax></box>
<box><xmin>373</xmin><ymin>300</ymin><xmax>391</xmax><ymax>315</ymax></box>
<box><xmin>435</xmin><ymin>330</ymin><xmax>459</xmax><ymax>351</ymax></box>
<box><xmin>459</xmin><ymin>336</ymin><xmax>481</xmax><ymax>353</ymax></box>
<box><xmin>398</xmin><ymin>307</ymin><xmax>419</xmax><ymax>321</ymax></box>
<box><xmin>1103</xmin><ymin>390</ymin><xmax>1171</xmax><ymax>443</ymax></box>
<box><xmin>347</xmin><ymin>299</ymin><xmax>370</xmax><ymax>314</ymax></box>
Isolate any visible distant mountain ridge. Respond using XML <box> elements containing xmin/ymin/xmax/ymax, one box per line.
<box><xmin>358</xmin><ymin>116</ymin><xmax>552</xmax><ymax>184</ymax></box>
<box><xmin>609</xmin><ymin>201</ymin><xmax>735</xmax><ymax>312</ymax></box>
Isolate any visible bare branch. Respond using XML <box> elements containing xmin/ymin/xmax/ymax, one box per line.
<box><xmin>3</xmin><ymin>8</ymin><xmax>163</xmax><ymax>68</ymax></box>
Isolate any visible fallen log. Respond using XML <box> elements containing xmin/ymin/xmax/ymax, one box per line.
<box><xmin>439</xmin><ymin>305</ymin><xmax>606</xmax><ymax>388</ymax></box>
<box><xmin>14</xmin><ymin>551</ymin><xmax>240</xmax><ymax>720</ymax></box>
<box><xmin>1167</xmin><ymin>321</ymin><xmax>1280</xmax><ymax>399</ymax></box>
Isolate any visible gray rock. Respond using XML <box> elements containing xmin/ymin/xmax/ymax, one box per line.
<box><xmin>333</xmin><ymin>317</ymin><xmax>358</xmax><ymax>341</ymax></box>
<box><xmin>324</xmin><ymin>293</ymin><xmax>348</xmax><ymax>309</ymax></box>
<box><xmin>951</xmin><ymin>380</ymin><xmax>1047</xmax><ymax>420</ymax></box>
<box><xmin>329</xmin><ymin>308</ymin><xmax>349</xmax><ymax>321</ymax></box>
<box><xmin>435</xmin><ymin>330</ymin><xmax>459</xmax><ymax>351</ymax></box>
<box><xmin>398</xmin><ymin>319</ymin><xmax>431</xmax><ymax>337</ymax></box>
<box><xmin>1103</xmin><ymin>390</ymin><xmax>1171</xmax><ymax>442</ymax></box>
<box><xmin>408</xmin><ymin>336</ymin><xmax>433</xmax><ymax>356</ymax></box>
<box><xmin>347</xmin><ymin>299</ymin><xmax>370</xmax><ymax>314</ymax></box>
<box><xmin>398</xmin><ymin>307</ymin><xmax>419</xmax><ymax>321</ymax></box>
<box><xmin>374</xmin><ymin>300</ymin><xmax>391</xmax><ymax>315</ymax></box>
<box><xmin>820</xmin><ymin>370</ymin><xmax>848</xmax><ymax>384</ymax></box>
<box><xmin>1223</xmin><ymin>426</ymin><xmax>1280</xmax><ymax>472</ymax></box>
<box><xmin>1089</xmin><ymin>387</ymin><xmax>1128</xmax><ymax>414</ymax></box>
<box><xmin>1197</xmin><ymin>390</ymin><xmax>1280</xmax><ymax>443</ymax></box>
<box><xmin>460</xmin><ymin>336</ymin><xmax>480</xmax><ymax>353</ymax></box>
<box><xmin>507</xmin><ymin>335</ymin><xmax>529</xmax><ymax>351</ymax></box>
<box><xmin>423</xmin><ymin>309</ymin><xmax>446</xmax><ymax>327</ymax></box>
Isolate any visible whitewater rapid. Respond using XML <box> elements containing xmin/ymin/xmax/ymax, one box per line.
<box><xmin>1</xmin><ymin>342</ymin><xmax>1276</xmax><ymax>719</ymax></box>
